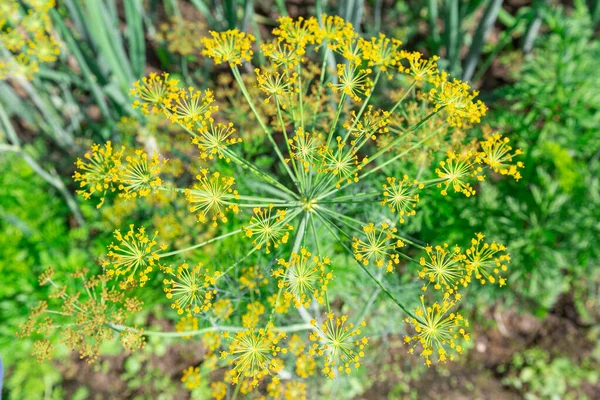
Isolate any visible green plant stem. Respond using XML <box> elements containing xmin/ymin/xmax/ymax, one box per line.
<box><xmin>231</xmin><ymin>66</ymin><xmax>300</xmax><ymax>192</ymax></box>
<box><xmin>108</xmin><ymin>322</ymin><xmax>313</xmax><ymax>338</ymax></box>
<box><xmin>158</xmin><ymin>229</ymin><xmax>244</xmax><ymax>258</ymax></box>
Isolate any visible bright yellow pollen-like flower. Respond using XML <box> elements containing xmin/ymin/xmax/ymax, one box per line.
<box><xmin>169</xmin><ymin>87</ymin><xmax>217</xmax><ymax>129</ymax></box>
<box><xmin>118</xmin><ymin>150</ymin><xmax>164</xmax><ymax>199</ymax></box>
<box><xmin>419</xmin><ymin>244</ymin><xmax>469</xmax><ymax>299</ymax></box>
<box><xmin>73</xmin><ymin>141</ymin><xmax>124</xmax><ymax>208</ymax></box>
<box><xmin>359</xmin><ymin>33</ymin><xmax>403</xmax><ymax>74</ymax></box>
<box><xmin>244</xmin><ymin>205</ymin><xmax>293</xmax><ymax>254</ymax></box>
<box><xmin>436</xmin><ymin>151</ymin><xmax>484</xmax><ymax>197</ymax></box>
<box><xmin>381</xmin><ymin>175</ymin><xmax>423</xmax><ymax>223</ymax></box>
<box><xmin>352</xmin><ymin>222</ymin><xmax>404</xmax><ymax>272</ymax></box>
<box><xmin>465</xmin><ymin>233</ymin><xmax>510</xmax><ymax>286</ymax></box>
<box><xmin>428</xmin><ymin>71</ymin><xmax>487</xmax><ymax>128</ymax></box>
<box><xmin>309</xmin><ymin>314</ymin><xmax>368</xmax><ymax>378</ymax></box>
<box><xmin>273</xmin><ymin>247</ymin><xmax>333</xmax><ymax>308</ymax></box>
<box><xmin>479</xmin><ymin>133</ymin><xmax>524</xmax><ymax>180</ymax></box>
<box><xmin>222</xmin><ymin>322</ymin><xmax>287</xmax><ymax>387</ymax></box>
<box><xmin>104</xmin><ymin>225</ymin><xmax>166</xmax><ymax>286</ymax></box>
<box><xmin>162</xmin><ymin>262</ymin><xmax>220</xmax><ymax>315</ymax></box>
<box><xmin>181</xmin><ymin>366</ymin><xmax>202</xmax><ymax>389</ymax></box>
<box><xmin>131</xmin><ymin>72</ymin><xmax>179</xmax><ymax>115</ymax></box>
<box><xmin>201</xmin><ymin>29</ymin><xmax>255</xmax><ymax>66</ymax></box>
<box><xmin>289</xmin><ymin>127</ymin><xmax>324</xmax><ymax>172</ymax></box>
<box><xmin>400</xmin><ymin>52</ymin><xmax>440</xmax><ymax>84</ymax></box>
<box><xmin>192</xmin><ymin>121</ymin><xmax>242</xmax><ymax>162</ymax></box>
<box><xmin>330</xmin><ymin>63</ymin><xmax>373</xmax><ymax>102</ymax></box>
<box><xmin>404</xmin><ymin>296</ymin><xmax>470</xmax><ymax>366</ymax></box>
<box><xmin>185</xmin><ymin>169</ymin><xmax>240</xmax><ymax>227</ymax></box>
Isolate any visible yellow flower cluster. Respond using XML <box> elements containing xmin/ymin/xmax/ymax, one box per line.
<box><xmin>353</xmin><ymin>222</ymin><xmax>405</xmax><ymax>272</ymax></box>
<box><xmin>104</xmin><ymin>224</ymin><xmax>166</xmax><ymax>286</ymax></box>
<box><xmin>466</xmin><ymin>233</ymin><xmax>510</xmax><ymax>286</ymax></box>
<box><xmin>201</xmin><ymin>29</ymin><xmax>255</xmax><ymax>66</ymax></box>
<box><xmin>185</xmin><ymin>169</ymin><xmax>240</xmax><ymax>227</ymax></box>
<box><xmin>244</xmin><ymin>205</ymin><xmax>293</xmax><ymax>254</ymax></box>
<box><xmin>273</xmin><ymin>247</ymin><xmax>333</xmax><ymax>308</ymax></box>
<box><xmin>404</xmin><ymin>296</ymin><xmax>470</xmax><ymax>366</ymax></box>
<box><xmin>73</xmin><ymin>142</ymin><xmax>165</xmax><ymax>208</ymax></box>
<box><xmin>309</xmin><ymin>314</ymin><xmax>368</xmax><ymax>378</ymax></box>
<box><xmin>162</xmin><ymin>262</ymin><xmax>221</xmax><ymax>315</ymax></box>
<box><xmin>381</xmin><ymin>175</ymin><xmax>423</xmax><ymax>223</ymax></box>
<box><xmin>0</xmin><ymin>0</ymin><xmax>60</xmax><ymax>79</ymax></box>
<box><xmin>221</xmin><ymin>322</ymin><xmax>287</xmax><ymax>387</ymax></box>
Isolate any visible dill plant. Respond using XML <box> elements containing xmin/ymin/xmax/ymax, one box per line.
<box><xmin>20</xmin><ymin>14</ymin><xmax>524</xmax><ymax>396</ymax></box>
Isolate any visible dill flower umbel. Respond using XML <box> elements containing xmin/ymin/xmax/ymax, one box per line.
<box><xmin>436</xmin><ymin>151</ymin><xmax>484</xmax><ymax>197</ymax></box>
<box><xmin>201</xmin><ymin>29</ymin><xmax>255</xmax><ymax>66</ymax></box>
<box><xmin>381</xmin><ymin>175</ymin><xmax>423</xmax><ymax>223</ymax></box>
<box><xmin>273</xmin><ymin>247</ymin><xmax>333</xmax><ymax>308</ymax></box>
<box><xmin>185</xmin><ymin>169</ymin><xmax>240</xmax><ymax>226</ymax></box>
<box><xmin>131</xmin><ymin>72</ymin><xmax>179</xmax><ymax>114</ymax></box>
<box><xmin>244</xmin><ymin>206</ymin><xmax>294</xmax><ymax>254</ymax></box>
<box><xmin>404</xmin><ymin>296</ymin><xmax>470</xmax><ymax>366</ymax></box>
<box><xmin>181</xmin><ymin>366</ymin><xmax>202</xmax><ymax>389</ymax></box>
<box><xmin>352</xmin><ymin>222</ymin><xmax>404</xmax><ymax>272</ymax></box>
<box><xmin>162</xmin><ymin>262</ymin><xmax>220</xmax><ymax>315</ymax></box>
<box><xmin>104</xmin><ymin>225</ymin><xmax>165</xmax><ymax>286</ymax></box>
<box><xmin>465</xmin><ymin>233</ymin><xmax>510</xmax><ymax>286</ymax></box>
<box><xmin>309</xmin><ymin>313</ymin><xmax>368</xmax><ymax>378</ymax></box>
<box><xmin>192</xmin><ymin>121</ymin><xmax>242</xmax><ymax>162</ymax></box>
<box><xmin>119</xmin><ymin>150</ymin><xmax>164</xmax><ymax>199</ymax></box>
<box><xmin>222</xmin><ymin>323</ymin><xmax>287</xmax><ymax>387</ymax></box>
<box><xmin>479</xmin><ymin>133</ymin><xmax>524</xmax><ymax>180</ymax></box>
<box><xmin>419</xmin><ymin>244</ymin><xmax>469</xmax><ymax>299</ymax></box>
<box><xmin>73</xmin><ymin>141</ymin><xmax>124</xmax><ymax>208</ymax></box>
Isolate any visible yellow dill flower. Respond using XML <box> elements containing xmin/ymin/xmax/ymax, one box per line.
<box><xmin>118</xmin><ymin>150</ymin><xmax>164</xmax><ymax>199</ymax></box>
<box><xmin>344</xmin><ymin>106</ymin><xmax>390</xmax><ymax>143</ymax></box>
<box><xmin>131</xmin><ymin>72</ymin><xmax>179</xmax><ymax>115</ymax></box>
<box><xmin>1</xmin><ymin>29</ymin><xmax>27</xmax><ymax>52</ymax></box>
<box><xmin>285</xmin><ymin>381</ymin><xmax>308</xmax><ymax>400</ymax></box>
<box><xmin>268</xmin><ymin>292</ymin><xmax>291</xmax><ymax>314</ymax></box>
<box><xmin>309</xmin><ymin>314</ymin><xmax>368</xmax><ymax>378</ymax></box>
<box><xmin>289</xmin><ymin>128</ymin><xmax>323</xmax><ymax>172</ymax></box>
<box><xmin>254</xmin><ymin>67</ymin><xmax>295</xmax><ymax>103</ymax></box>
<box><xmin>381</xmin><ymin>175</ymin><xmax>423</xmax><ymax>223</ymax></box>
<box><xmin>295</xmin><ymin>353</ymin><xmax>317</xmax><ymax>379</ymax></box>
<box><xmin>330</xmin><ymin>63</ymin><xmax>373</xmax><ymax>102</ymax></box>
<box><xmin>185</xmin><ymin>169</ymin><xmax>240</xmax><ymax>227</ymax></box>
<box><xmin>273</xmin><ymin>247</ymin><xmax>333</xmax><ymax>308</ymax></box>
<box><xmin>21</xmin><ymin>9</ymin><xmax>51</xmax><ymax>33</ymax></box>
<box><xmin>25</xmin><ymin>0</ymin><xmax>55</xmax><ymax>11</ymax></box>
<box><xmin>170</xmin><ymin>87</ymin><xmax>217</xmax><ymax>129</ymax></box>
<box><xmin>201</xmin><ymin>29</ymin><xmax>255</xmax><ymax>66</ymax></box>
<box><xmin>211</xmin><ymin>381</ymin><xmax>227</xmax><ymax>400</ymax></box>
<box><xmin>192</xmin><ymin>121</ymin><xmax>242</xmax><ymax>162</ymax></box>
<box><xmin>352</xmin><ymin>222</ymin><xmax>404</xmax><ymax>272</ymax></box>
<box><xmin>202</xmin><ymin>331</ymin><xmax>222</xmax><ymax>354</ymax></box>
<box><xmin>465</xmin><ymin>233</ymin><xmax>510</xmax><ymax>286</ymax></box>
<box><xmin>157</xmin><ymin>17</ymin><xmax>206</xmax><ymax>56</ymax></box>
<box><xmin>359</xmin><ymin>33</ymin><xmax>403</xmax><ymax>73</ymax></box>
<box><xmin>404</xmin><ymin>296</ymin><xmax>470</xmax><ymax>366</ymax></box>
<box><xmin>401</xmin><ymin>52</ymin><xmax>440</xmax><ymax>83</ymax></box>
<box><xmin>272</xmin><ymin>16</ymin><xmax>318</xmax><ymax>52</ymax></box>
<box><xmin>242</xmin><ymin>301</ymin><xmax>265</xmax><ymax>328</ymax></box>
<box><xmin>162</xmin><ymin>262</ymin><xmax>220</xmax><ymax>315</ymax></box>
<box><xmin>181</xmin><ymin>366</ymin><xmax>201</xmax><ymax>390</ymax></box>
<box><xmin>428</xmin><ymin>71</ymin><xmax>487</xmax><ymax>127</ymax></box>
<box><xmin>319</xmin><ymin>139</ymin><xmax>363</xmax><ymax>188</ymax></box>
<box><xmin>222</xmin><ymin>322</ymin><xmax>287</xmax><ymax>387</ymax></box>
<box><xmin>288</xmin><ymin>334</ymin><xmax>306</xmax><ymax>356</ymax></box>
<box><xmin>479</xmin><ymin>133</ymin><xmax>524</xmax><ymax>180</ymax></box>
<box><xmin>244</xmin><ymin>205</ymin><xmax>293</xmax><ymax>254</ymax></box>
<box><xmin>213</xmin><ymin>298</ymin><xmax>234</xmax><ymax>320</ymax></box>
<box><xmin>419</xmin><ymin>244</ymin><xmax>469</xmax><ymax>299</ymax></box>
<box><xmin>436</xmin><ymin>151</ymin><xmax>484</xmax><ymax>197</ymax></box>
<box><xmin>315</xmin><ymin>14</ymin><xmax>357</xmax><ymax>51</ymax></box>
<box><xmin>105</xmin><ymin>225</ymin><xmax>165</xmax><ymax>286</ymax></box>
<box><xmin>239</xmin><ymin>265</ymin><xmax>269</xmax><ymax>293</ymax></box>
<box><xmin>31</xmin><ymin>339</ymin><xmax>54</xmax><ymax>363</ymax></box>
<box><xmin>176</xmin><ymin>315</ymin><xmax>199</xmax><ymax>339</ymax></box>
<box><xmin>260</xmin><ymin>41</ymin><xmax>305</xmax><ymax>69</ymax></box>
<box><xmin>73</xmin><ymin>141</ymin><xmax>124</xmax><ymax>208</ymax></box>
<box><xmin>0</xmin><ymin>1</ymin><xmax>21</xmax><ymax>27</ymax></box>
<box><xmin>26</xmin><ymin>33</ymin><xmax>60</xmax><ymax>63</ymax></box>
